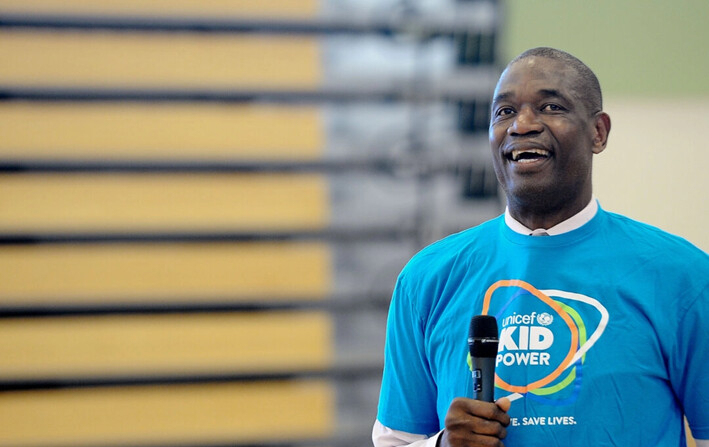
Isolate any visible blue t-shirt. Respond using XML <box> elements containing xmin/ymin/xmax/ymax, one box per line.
<box><xmin>377</xmin><ymin>208</ymin><xmax>709</xmax><ymax>446</ymax></box>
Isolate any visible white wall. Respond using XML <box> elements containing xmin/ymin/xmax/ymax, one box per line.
<box><xmin>594</xmin><ymin>99</ymin><xmax>709</xmax><ymax>251</ymax></box>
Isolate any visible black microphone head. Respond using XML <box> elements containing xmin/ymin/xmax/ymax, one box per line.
<box><xmin>468</xmin><ymin>315</ymin><xmax>499</xmax><ymax>358</ymax></box>
<box><xmin>469</xmin><ymin>315</ymin><xmax>498</xmax><ymax>339</ymax></box>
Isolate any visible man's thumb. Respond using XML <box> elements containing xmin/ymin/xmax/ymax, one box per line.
<box><xmin>495</xmin><ymin>397</ymin><xmax>511</xmax><ymax>412</ymax></box>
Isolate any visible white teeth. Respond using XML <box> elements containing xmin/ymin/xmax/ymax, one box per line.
<box><xmin>511</xmin><ymin>148</ymin><xmax>550</xmax><ymax>161</ymax></box>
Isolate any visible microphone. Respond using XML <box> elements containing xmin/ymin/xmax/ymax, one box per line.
<box><xmin>468</xmin><ymin>315</ymin><xmax>499</xmax><ymax>402</ymax></box>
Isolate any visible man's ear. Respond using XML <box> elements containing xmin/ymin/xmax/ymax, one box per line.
<box><xmin>592</xmin><ymin>112</ymin><xmax>611</xmax><ymax>154</ymax></box>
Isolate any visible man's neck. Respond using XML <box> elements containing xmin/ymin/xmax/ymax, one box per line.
<box><xmin>507</xmin><ymin>193</ymin><xmax>594</xmax><ymax>231</ymax></box>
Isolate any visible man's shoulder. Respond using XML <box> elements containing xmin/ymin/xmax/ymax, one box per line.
<box><xmin>401</xmin><ymin>216</ymin><xmax>502</xmax><ymax>276</ymax></box>
<box><xmin>603</xmin><ymin>210</ymin><xmax>705</xmax><ymax>253</ymax></box>
<box><xmin>394</xmin><ymin>216</ymin><xmax>503</xmax><ymax>313</ymax></box>
<box><xmin>601</xmin><ymin>210</ymin><xmax>708</xmax><ymax>269</ymax></box>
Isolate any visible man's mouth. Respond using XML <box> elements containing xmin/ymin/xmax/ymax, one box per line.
<box><xmin>508</xmin><ymin>148</ymin><xmax>551</xmax><ymax>163</ymax></box>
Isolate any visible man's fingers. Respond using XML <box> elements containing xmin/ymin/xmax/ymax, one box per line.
<box><xmin>451</xmin><ymin>397</ymin><xmax>510</xmax><ymax>426</ymax></box>
<box><xmin>443</xmin><ymin>431</ymin><xmax>506</xmax><ymax>447</ymax></box>
<box><xmin>495</xmin><ymin>397</ymin><xmax>511</xmax><ymax>413</ymax></box>
<box><xmin>446</xmin><ymin>397</ymin><xmax>510</xmax><ymax>435</ymax></box>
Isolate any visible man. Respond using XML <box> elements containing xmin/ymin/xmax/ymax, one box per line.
<box><xmin>374</xmin><ymin>47</ymin><xmax>709</xmax><ymax>447</ymax></box>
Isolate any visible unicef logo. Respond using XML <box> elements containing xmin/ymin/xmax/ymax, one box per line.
<box><xmin>482</xmin><ymin>279</ymin><xmax>610</xmax><ymax>401</ymax></box>
<box><xmin>537</xmin><ymin>313</ymin><xmax>554</xmax><ymax>326</ymax></box>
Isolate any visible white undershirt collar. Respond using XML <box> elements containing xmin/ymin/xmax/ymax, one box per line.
<box><xmin>505</xmin><ymin>197</ymin><xmax>598</xmax><ymax>236</ymax></box>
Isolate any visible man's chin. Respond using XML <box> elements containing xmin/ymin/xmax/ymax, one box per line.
<box><xmin>505</xmin><ymin>184</ymin><xmax>566</xmax><ymax>210</ymax></box>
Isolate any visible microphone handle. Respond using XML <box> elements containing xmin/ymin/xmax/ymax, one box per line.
<box><xmin>471</xmin><ymin>356</ymin><xmax>496</xmax><ymax>402</ymax></box>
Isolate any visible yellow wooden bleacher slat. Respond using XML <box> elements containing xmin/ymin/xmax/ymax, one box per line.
<box><xmin>0</xmin><ymin>311</ymin><xmax>332</xmax><ymax>380</ymax></box>
<box><xmin>0</xmin><ymin>29</ymin><xmax>320</xmax><ymax>89</ymax></box>
<box><xmin>0</xmin><ymin>0</ymin><xmax>320</xmax><ymax>18</ymax></box>
<box><xmin>0</xmin><ymin>103</ymin><xmax>322</xmax><ymax>160</ymax></box>
<box><xmin>0</xmin><ymin>380</ymin><xmax>333</xmax><ymax>447</ymax></box>
<box><xmin>0</xmin><ymin>173</ymin><xmax>328</xmax><ymax>233</ymax></box>
<box><xmin>0</xmin><ymin>241</ymin><xmax>331</xmax><ymax>304</ymax></box>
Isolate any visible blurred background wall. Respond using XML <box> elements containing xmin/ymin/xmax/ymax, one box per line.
<box><xmin>0</xmin><ymin>1</ymin><xmax>500</xmax><ymax>446</ymax></box>
<box><xmin>0</xmin><ymin>1</ymin><xmax>705</xmax><ymax>446</ymax></box>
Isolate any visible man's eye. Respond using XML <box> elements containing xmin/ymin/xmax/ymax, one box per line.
<box><xmin>496</xmin><ymin>107</ymin><xmax>515</xmax><ymax>117</ymax></box>
<box><xmin>542</xmin><ymin>103</ymin><xmax>564</xmax><ymax>112</ymax></box>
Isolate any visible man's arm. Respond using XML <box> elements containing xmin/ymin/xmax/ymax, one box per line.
<box><xmin>372</xmin><ymin>420</ymin><xmax>441</xmax><ymax>447</ymax></box>
<box><xmin>670</xmin><ymin>284</ymin><xmax>709</xmax><ymax>446</ymax></box>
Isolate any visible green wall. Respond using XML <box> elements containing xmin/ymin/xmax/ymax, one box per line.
<box><xmin>501</xmin><ymin>0</ymin><xmax>709</xmax><ymax>97</ymax></box>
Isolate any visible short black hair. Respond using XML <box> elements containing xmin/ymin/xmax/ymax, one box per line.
<box><xmin>509</xmin><ymin>47</ymin><xmax>603</xmax><ymax>115</ymax></box>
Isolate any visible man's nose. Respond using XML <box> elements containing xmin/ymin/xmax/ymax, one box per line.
<box><xmin>507</xmin><ymin>106</ymin><xmax>542</xmax><ymax>136</ymax></box>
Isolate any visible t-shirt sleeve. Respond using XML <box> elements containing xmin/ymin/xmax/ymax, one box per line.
<box><xmin>376</xmin><ymin>274</ymin><xmax>440</xmax><ymax>435</ymax></box>
<box><xmin>670</xmin><ymin>284</ymin><xmax>709</xmax><ymax>440</ymax></box>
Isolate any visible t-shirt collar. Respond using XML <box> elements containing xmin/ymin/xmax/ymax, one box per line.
<box><xmin>504</xmin><ymin>197</ymin><xmax>598</xmax><ymax>236</ymax></box>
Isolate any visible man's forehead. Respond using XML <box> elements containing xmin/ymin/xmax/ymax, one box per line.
<box><xmin>507</xmin><ymin>55</ymin><xmax>569</xmax><ymax>74</ymax></box>
<box><xmin>493</xmin><ymin>57</ymin><xmax>578</xmax><ymax>102</ymax></box>
<box><xmin>498</xmin><ymin>57</ymin><xmax>572</xmax><ymax>86</ymax></box>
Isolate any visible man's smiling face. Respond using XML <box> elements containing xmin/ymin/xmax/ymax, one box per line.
<box><xmin>489</xmin><ymin>56</ymin><xmax>606</xmax><ymax>216</ymax></box>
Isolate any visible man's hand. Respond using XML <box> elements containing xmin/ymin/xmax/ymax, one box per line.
<box><xmin>438</xmin><ymin>397</ymin><xmax>511</xmax><ymax>447</ymax></box>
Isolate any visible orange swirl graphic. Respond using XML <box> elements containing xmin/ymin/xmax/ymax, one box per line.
<box><xmin>483</xmin><ymin>279</ymin><xmax>579</xmax><ymax>394</ymax></box>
